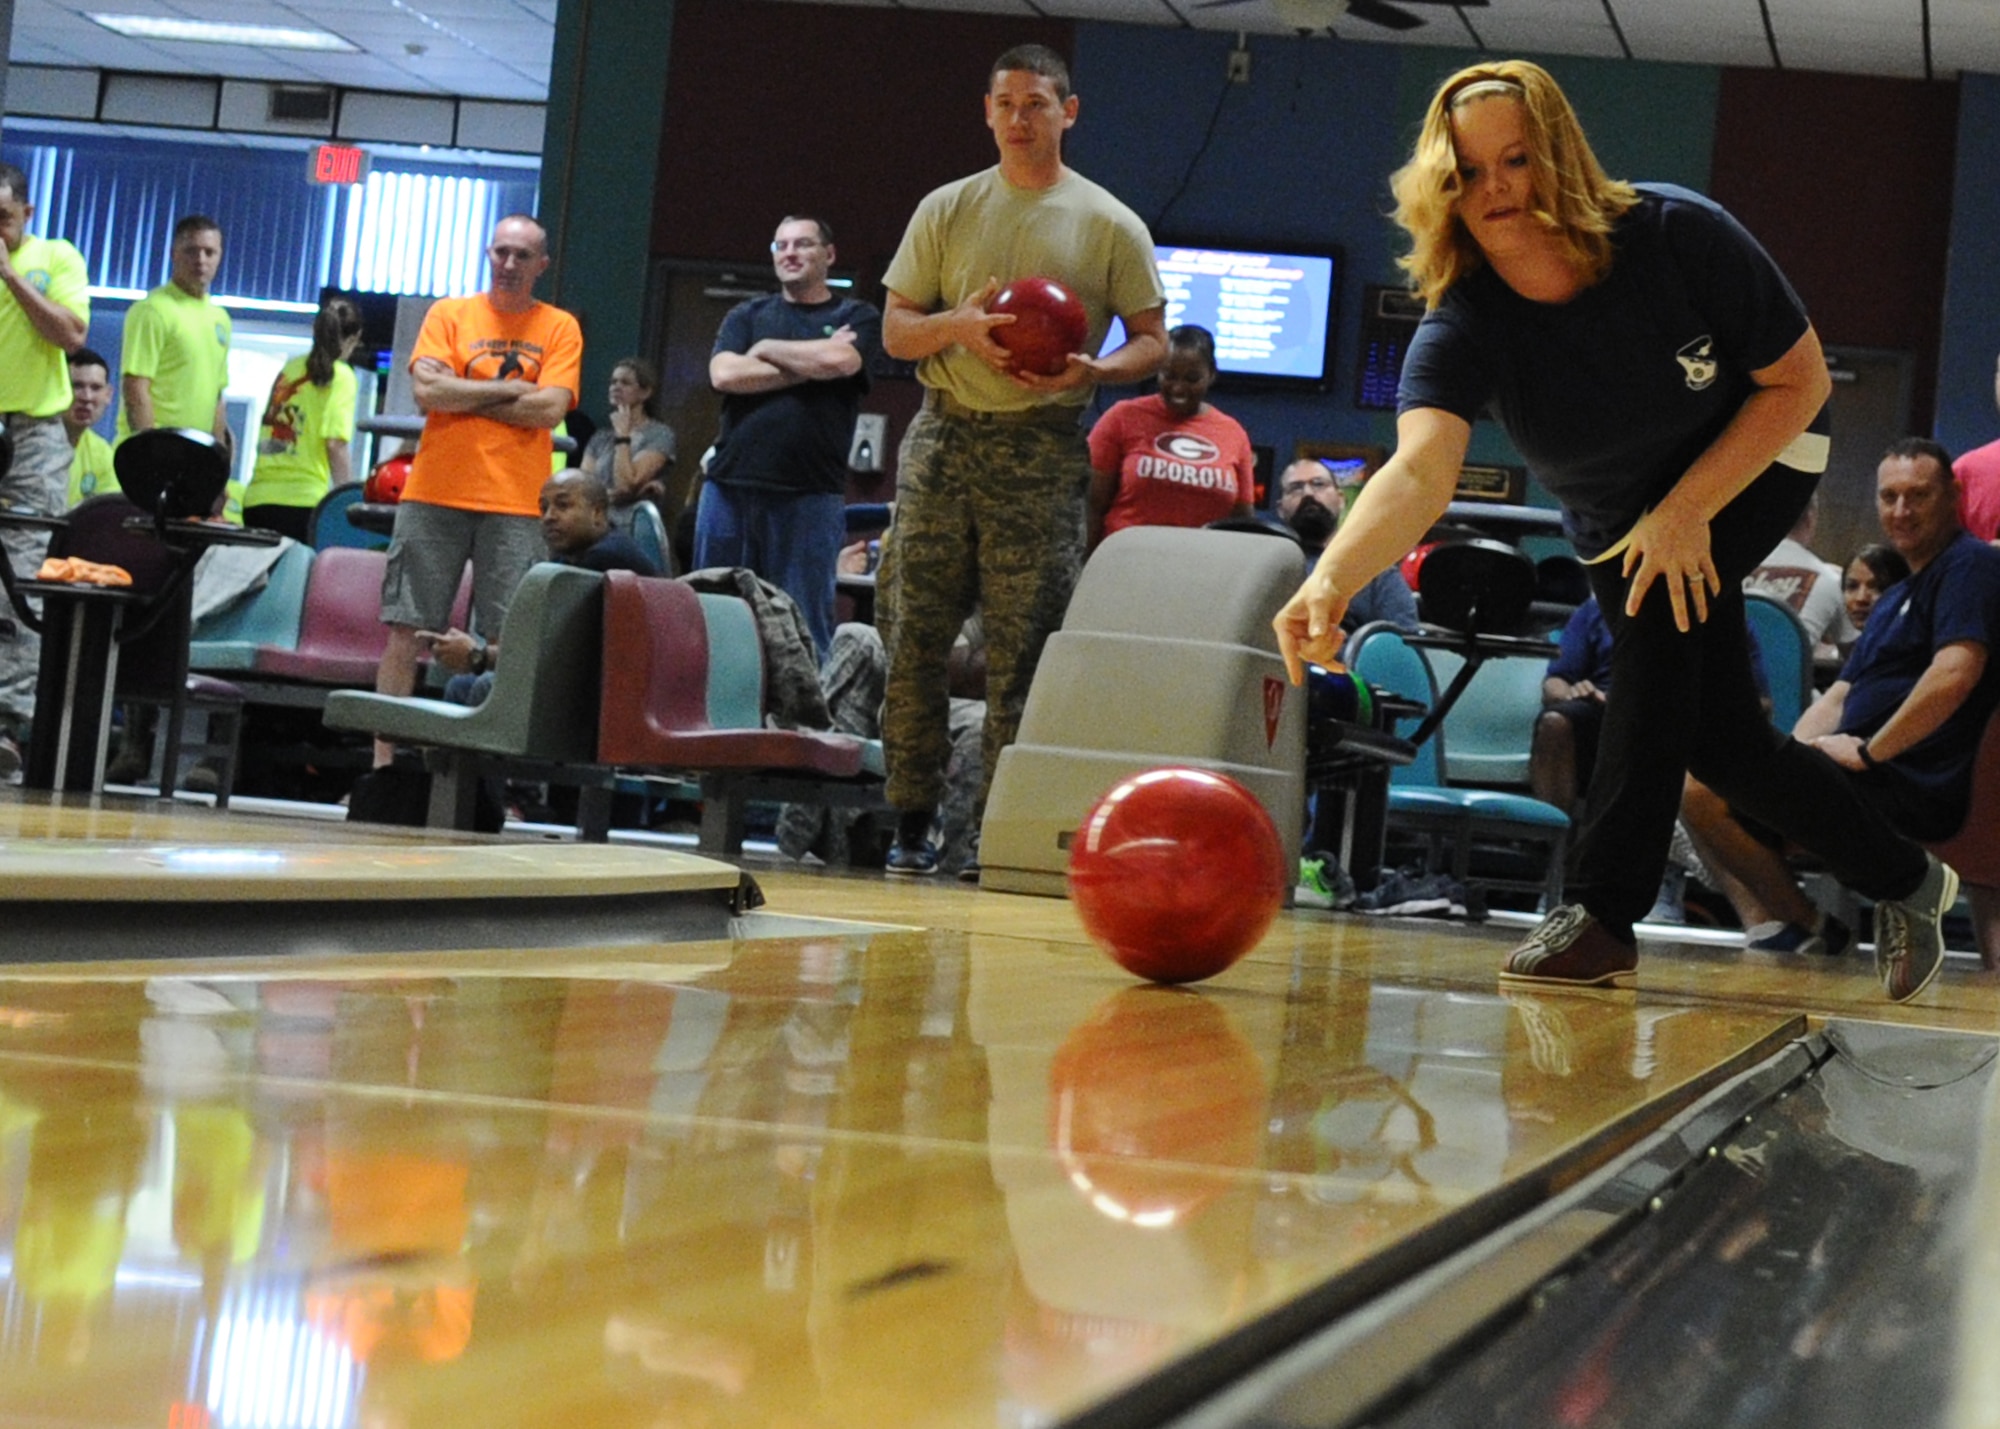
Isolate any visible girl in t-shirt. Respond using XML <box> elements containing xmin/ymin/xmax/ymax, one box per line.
<box><xmin>1085</xmin><ymin>324</ymin><xmax>1254</xmax><ymax>549</ymax></box>
<box><xmin>244</xmin><ymin>296</ymin><xmax>364</xmax><ymax>541</ymax></box>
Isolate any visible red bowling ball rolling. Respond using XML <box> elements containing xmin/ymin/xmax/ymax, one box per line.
<box><xmin>1067</xmin><ymin>767</ymin><xmax>1288</xmax><ymax>984</ymax></box>
<box><xmin>988</xmin><ymin>276</ymin><xmax>1089</xmax><ymax>377</ymax></box>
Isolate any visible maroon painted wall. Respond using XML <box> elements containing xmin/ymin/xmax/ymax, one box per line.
<box><xmin>653</xmin><ymin>0</ymin><xmax>1074</xmax><ymax>287</ymax></box>
<box><xmin>1709</xmin><ymin>69</ymin><xmax>1957</xmax><ymax>425</ymax></box>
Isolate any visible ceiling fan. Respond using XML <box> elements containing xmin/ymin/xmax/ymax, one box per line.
<box><xmin>1191</xmin><ymin>0</ymin><xmax>1486</xmax><ymax>35</ymax></box>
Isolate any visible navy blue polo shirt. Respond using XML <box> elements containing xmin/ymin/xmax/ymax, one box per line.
<box><xmin>1839</xmin><ymin>531</ymin><xmax>2000</xmax><ymax>808</ymax></box>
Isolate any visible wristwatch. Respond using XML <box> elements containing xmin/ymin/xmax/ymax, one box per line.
<box><xmin>470</xmin><ymin>639</ymin><xmax>490</xmax><ymax>676</ymax></box>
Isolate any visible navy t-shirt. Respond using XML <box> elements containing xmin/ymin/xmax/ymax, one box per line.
<box><xmin>708</xmin><ymin>293</ymin><xmax>883</xmax><ymax>497</ymax></box>
<box><xmin>564</xmin><ymin>530</ymin><xmax>659</xmax><ymax>576</ymax></box>
<box><xmin>1398</xmin><ymin>184</ymin><xmax>1826</xmax><ymax>559</ymax></box>
<box><xmin>1838</xmin><ymin>530</ymin><xmax>2000</xmax><ymax>808</ymax></box>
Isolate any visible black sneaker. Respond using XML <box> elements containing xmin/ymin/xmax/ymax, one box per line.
<box><xmin>956</xmin><ymin>832</ymin><xmax>981</xmax><ymax>884</ymax></box>
<box><xmin>886</xmin><ymin>839</ymin><xmax>940</xmax><ymax>877</ymax></box>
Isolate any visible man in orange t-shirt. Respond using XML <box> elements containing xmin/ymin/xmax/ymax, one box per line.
<box><xmin>371</xmin><ymin>213</ymin><xmax>582</xmax><ymax>766</ymax></box>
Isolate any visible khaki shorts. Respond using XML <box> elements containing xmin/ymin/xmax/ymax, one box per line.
<box><xmin>379</xmin><ymin>499</ymin><xmax>544</xmax><ymax>637</ymax></box>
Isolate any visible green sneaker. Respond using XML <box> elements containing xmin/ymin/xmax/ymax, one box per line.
<box><xmin>1296</xmin><ymin>854</ymin><xmax>1355</xmax><ymax>910</ymax></box>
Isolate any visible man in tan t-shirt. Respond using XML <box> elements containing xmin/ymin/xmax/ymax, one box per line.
<box><xmin>876</xmin><ymin>42</ymin><xmax>1166</xmax><ymax>878</ymax></box>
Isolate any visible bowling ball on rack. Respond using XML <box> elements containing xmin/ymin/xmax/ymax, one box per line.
<box><xmin>1067</xmin><ymin>767</ymin><xmax>1288</xmax><ymax>984</ymax></box>
<box><xmin>364</xmin><ymin>453</ymin><xmax>412</xmax><ymax>505</ymax></box>
<box><xmin>989</xmin><ymin>276</ymin><xmax>1089</xmax><ymax>377</ymax></box>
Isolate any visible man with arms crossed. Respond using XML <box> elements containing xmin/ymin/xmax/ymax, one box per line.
<box><xmin>704</xmin><ymin>214</ymin><xmax>882</xmax><ymax>661</ymax></box>
<box><xmin>0</xmin><ymin>161</ymin><xmax>91</xmax><ymax>773</ymax></box>
<box><xmin>371</xmin><ymin>214</ymin><xmax>582</xmax><ymax>767</ymax></box>
<box><xmin>878</xmin><ymin>42</ymin><xmax>1167</xmax><ymax>876</ymax></box>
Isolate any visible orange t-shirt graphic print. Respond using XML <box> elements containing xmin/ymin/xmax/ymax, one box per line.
<box><xmin>405</xmin><ymin>293</ymin><xmax>582</xmax><ymax>516</ymax></box>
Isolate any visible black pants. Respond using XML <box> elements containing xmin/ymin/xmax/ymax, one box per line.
<box><xmin>244</xmin><ymin>504</ymin><xmax>313</xmax><ymax>543</ymax></box>
<box><xmin>1572</xmin><ymin>465</ymin><xmax>1928</xmax><ymax>941</ymax></box>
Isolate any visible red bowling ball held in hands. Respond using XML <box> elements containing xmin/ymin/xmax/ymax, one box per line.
<box><xmin>988</xmin><ymin>276</ymin><xmax>1089</xmax><ymax>377</ymax></box>
<box><xmin>1067</xmin><ymin>767</ymin><xmax>1289</xmax><ymax>984</ymax></box>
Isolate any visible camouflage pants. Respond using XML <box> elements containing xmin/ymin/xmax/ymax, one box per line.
<box><xmin>878</xmin><ymin>404</ymin><xmax>1087</xmax><ymax>814</ymax></box>
<box><xmin>0</xmin><ymin>414</ymin><xmax>71</xmax><ymax>738</ymax></box>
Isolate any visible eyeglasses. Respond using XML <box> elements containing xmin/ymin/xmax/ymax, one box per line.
<box><xmin>1280</xmin><ymin>476</ymin><xmax>1338</xmax><ymax>498</ymax></box>
<box><xmin>771</xmin><ymin>238</ymin><xmax>823</xmax><ymax>254</ymax></box>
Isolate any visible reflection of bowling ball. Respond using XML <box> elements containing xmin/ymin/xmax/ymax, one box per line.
<box><xmin>989</xmin><ymin>276</ymin><xmax>1088</xmax><ymax>377</ymax></box>
<box><xmin>1067</xmin><ymin>767</ymin><xmax>1287</xmax><ymax>984</ymax></box>
<box><xmin>364</xmin><ymin>453</ymin><xmax>412</xmax><ymax>504</ymax></box>
<box><xmin>1049</xmin><ymin>987</ymin><xmax>1268</xmax><ymax>1223</ymax></box>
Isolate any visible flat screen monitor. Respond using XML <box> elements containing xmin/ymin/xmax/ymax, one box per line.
<box><xmin>1098</xmin><ymin>241</ymin><xmax>1342</xmax><ymax>391</ymax></box>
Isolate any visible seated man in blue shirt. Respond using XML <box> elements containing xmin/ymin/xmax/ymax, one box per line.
<box><xmin>1530</xmin><ymin>595</ymin><xmax>1613</xmax><ymax>815</ymax></box>
<box><xmin>1683</xmin><ymin>438</ymin><xmax>2000</xmax><ymax>958</ymax></box>
<box><xmin>421</xmin><ymin>471</ymin><xmax>658</xmax><ymax>692</ymax></box>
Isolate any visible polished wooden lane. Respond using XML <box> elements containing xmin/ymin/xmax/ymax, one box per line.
<box><xmin>2</xmin><ymin>789</ymin><xmax>1999</xmax><ymax>1427</ymax></box>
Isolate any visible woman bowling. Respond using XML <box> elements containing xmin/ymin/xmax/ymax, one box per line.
<box><xmin>1272</xmin><ymin>60</ymin><xmax>1956</xmax><ymax>1001</ymax></box>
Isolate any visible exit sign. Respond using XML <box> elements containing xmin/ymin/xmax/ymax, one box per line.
<box><xmin>309</xmin><ymin>144</ymin><xmax>370</xmax><ymax>186</ymax></box>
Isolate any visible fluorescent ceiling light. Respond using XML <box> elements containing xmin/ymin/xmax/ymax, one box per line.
<box><xmin>89</xmin><ymin>14</ymin><xmax>357</xmax><ymax>50</ymax></box>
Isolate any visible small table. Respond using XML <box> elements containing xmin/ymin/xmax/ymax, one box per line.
<box><xmin>21</xmin><ymin>519</ymin><xmax>277</xmax><ymax>794</ymax></box>
<box><xmin>19</xmin><ymin>579</ymin><xmax>145</xmax><ymax>793</ymax></box>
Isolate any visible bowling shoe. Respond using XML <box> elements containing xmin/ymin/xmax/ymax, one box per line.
<box><xmin>1499</xmin><ymin>905</ymin><xmax>1637</xmax><ymax>990</ymax></box>
<box><xmin>1872</xmin><ymin>853</ymin><xmax>1958</xmax><ymax>1003</ymax></box>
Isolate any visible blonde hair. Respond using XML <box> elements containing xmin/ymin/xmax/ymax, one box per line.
<box><xmin>1390</xmin><ymin>60</ymin><xmax>1638</xmax><ymax>308</ymax></box>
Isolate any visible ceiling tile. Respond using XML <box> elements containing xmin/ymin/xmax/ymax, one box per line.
<box><xmin>4</xmin><ymin>0</ymin><xmax>1976</xmax><ymax>114</ymax></box>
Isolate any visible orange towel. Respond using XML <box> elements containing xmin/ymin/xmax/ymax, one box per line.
<box><xmin>34</xmin><ymin>557</ymin><xmax>133</xmax><ymax>587</ymax></box>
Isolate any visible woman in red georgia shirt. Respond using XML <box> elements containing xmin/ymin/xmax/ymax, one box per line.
<box><xmin>1087</xmin><ymin>324</ymin><xmax>1255</xmax><ymax>549</ymax></box>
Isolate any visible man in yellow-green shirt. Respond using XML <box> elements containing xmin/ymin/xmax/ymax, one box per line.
<box><xmin>64</xmin><ymin>347</ymin><xmax>116</xmax><ymax>507</ymax></box>
<box><xmin>118</xmin><ymin>214</ymin><xmax>233</xmax><ymax>487</ymax></box>
<box><xmin>0</xmin><ymin>160</ymin><xmax>92</xmax><ymax>769</ymax></box>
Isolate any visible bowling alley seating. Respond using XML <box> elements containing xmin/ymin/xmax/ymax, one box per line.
<box><xmin>322</xmin><ymin>563</ymin><xmax>605</xmax><ymax>829</ymax></box>
<box><xmin>1347</xmin><ymin>622</ymin><xmax>1569</xmax><ymax>908</ymax></box>
<box><xmin>1744</xmin><ymin>592</ymin><xmax>1813</xmax><ymax>731</ymax></box>
<box><xmin>625</xmin><ymin>500</ymin><xmax>673</xmax><ymax>577</ymax></box>
<box><xmin>187</xmin><ymin>538</ymin><xmax>315</xmax><ymax>671</ymax></box>
<box><xmin>202</xmin><ymin>549</ymin><xmax>470</xmax><ymax>709</ymax></box>
<box><xmin>594</xmin><ymin>572</ymin><xmax>874</xmax><ymax>854</ymax></box>
<box><xmin>1924</xmin><ymin>711</ymin><xmax>2000</xmax><ymax>968</ymax></box>
<box><xmin>306</xmin><ymin>484</ymin><xmax>385</xmax><ymax>550</ymax></box>
<box><xmin>981</xmin><ymin>526</ymin><xmax>1308</xmax><ymax>897</ymax></box>
<box><xmin>1422</xmin><ymin>644</ymin><xmax>1551</xmax><ymax>789</ymax></box>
